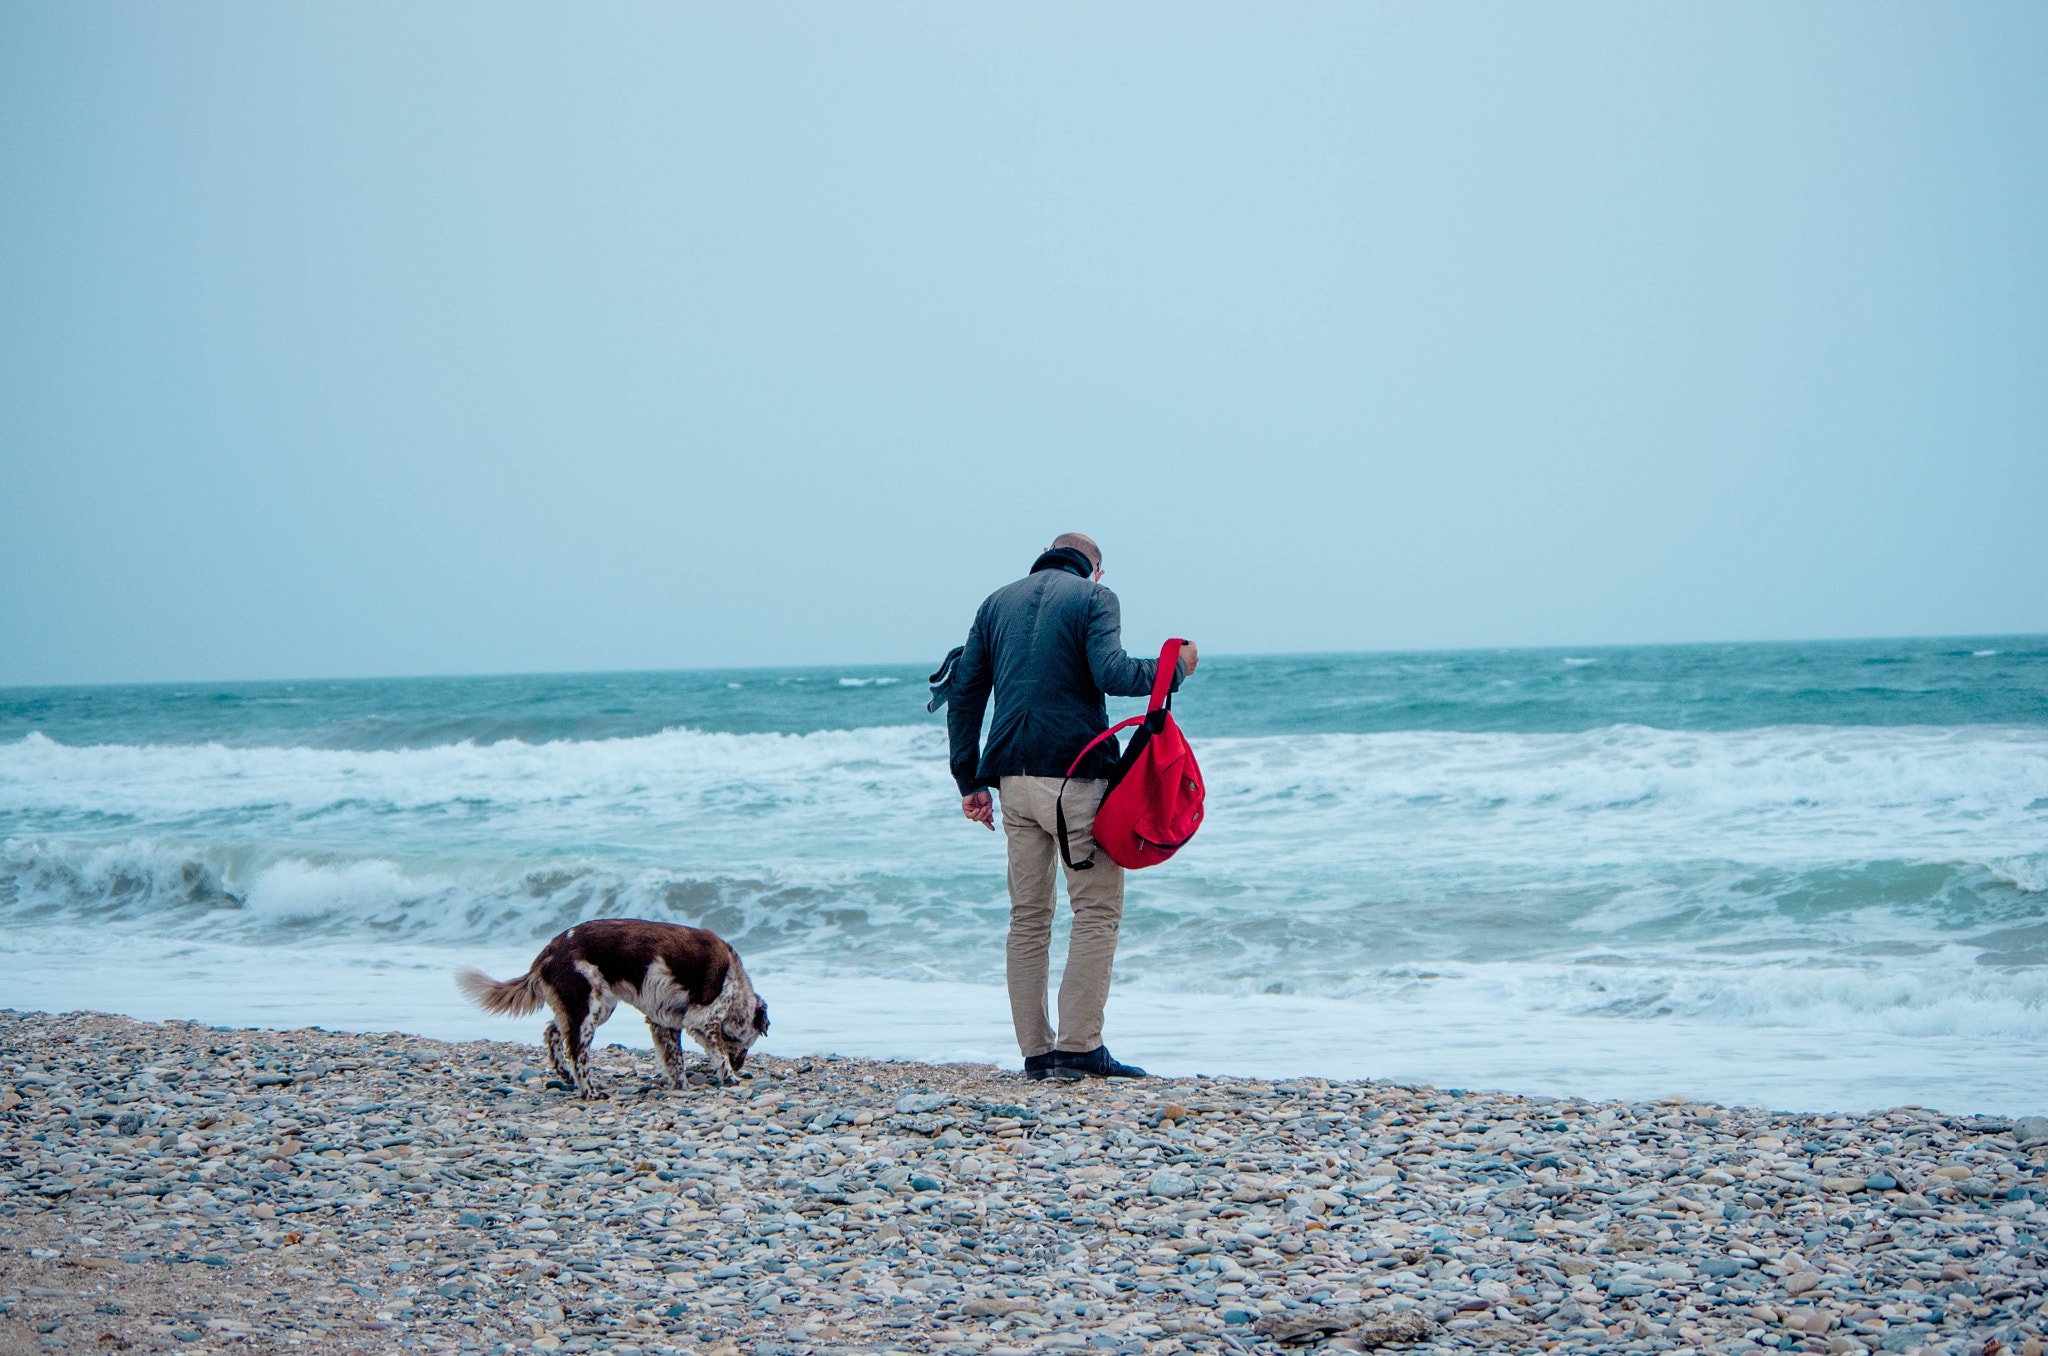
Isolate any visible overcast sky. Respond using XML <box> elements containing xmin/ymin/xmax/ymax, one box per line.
<box><xmin>2</xmin><ymin>4</ymin><xmax>2043</xmax><ymax>686</ymax></box>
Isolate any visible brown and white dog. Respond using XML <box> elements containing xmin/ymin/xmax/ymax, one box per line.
<box><xmin>457</xmin><ymin>919</ymin><xmax>768</xmax><ymax>1098</ymax></box>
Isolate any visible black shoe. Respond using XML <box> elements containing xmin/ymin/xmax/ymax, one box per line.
<box><xmin>1049</xmin><ymin>1046</ymin><xmax>1148</xmax><ymax>1080</ymax></box>
<box><xmin>1023</xmin><ymin>1052</ymin><xmax>1058</xmax><ymax>1081</ymax></box>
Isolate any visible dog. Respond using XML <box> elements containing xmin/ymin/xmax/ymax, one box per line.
<box><xmin>457</xmin><ymin>919</ymin><xmax>768</xmax><ymax>1098</ymax></box>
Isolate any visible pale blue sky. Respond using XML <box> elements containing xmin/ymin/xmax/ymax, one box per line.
<box><xmin>3</xmin><ymin>4</ymin><xmax>2043</xmax><ymax>685</ymax></box>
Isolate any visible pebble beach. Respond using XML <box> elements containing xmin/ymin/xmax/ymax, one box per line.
<box><xmin>3</xmin><ymin>1009</ymin><xmax>2045</xmax><ymax>1356</ymax></box>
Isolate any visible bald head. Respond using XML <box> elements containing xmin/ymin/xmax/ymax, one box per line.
<box><xmin>1049</xmin><ymin>532</ymin><xmax>1101</xmax><ymax>572</ymax></box>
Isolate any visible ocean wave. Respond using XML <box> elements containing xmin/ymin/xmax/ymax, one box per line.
<box><xmin>1985</xmin><ymin>854</ymin><xmax>2048</xmax><ymax>894</ymax></box>
<box><xmin>5</xmin><ymin>723</ymin><xmax>2046</xmax><ymax>915</ymax></box>
<box><xmin>8</xmin><ymin>721</ymin><xmax>2047</xmax><ymax>824</ymax></box>
<box><xmin>3</xmin><ymin>723</ymin><xmax>2042</xmax><ymax>1035</ymax></box>
<box><xmin>1205</xmin><ymin>722</ymin><xmax>2048</xmax><ymax>816</ymax></box>
<box><xmin>4</xmin><ymin>832</ymin><xmax>2040</xmax><ymax>1002</ymax></box>
<box><xmin>4</xmin><ymin>836</ymin><xmax>2040</xmax><ymax>1047</ymax></box>
<box><xmin>0</xmin><ymin>725</ymin><xmax>950</xmax><ymax>829</ymax></box>
<box><xmin>0</xmin><ymin>835</ymin><xmax>991</xmax><ymax>959</ymax></box>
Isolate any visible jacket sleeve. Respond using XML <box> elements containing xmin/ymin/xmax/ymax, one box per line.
<box><xmin>946</xmin><ymin>606</ymin><xmax>996</xmax><ymax>796</ymax></box>
<box><xmin>1085</xmin><ymin>587</ymin><xmax>1187</xmax><ymax>698</ymax></box>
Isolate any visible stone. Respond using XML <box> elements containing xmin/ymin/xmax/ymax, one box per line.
<box><xmin>1254</xmin><ymin>1311</ymin><xmax>1351</xmax><ymax>1341</ymax></box>
<box><xmin>1145</xmin><ymin>1170</ymin><xmax>1196</xmax><ymax>1199</ymax></box>
<box><xmin>963</xmin><ymin>1297</ymin><xmax>1038</xmax><ymax>1318</ymax></box>
<box><xmin>895</xmin><ymin>1092</ymin><xmax>950</xmax><ymax>1115</ymax></box>
<box><xmin>1343</xmin><ymin>1311</ymin><xmax>1438</xmax><ymax>1347</ymax></box>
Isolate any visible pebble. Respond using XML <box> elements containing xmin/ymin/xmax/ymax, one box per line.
<box><xmin>0</xmin><ymin>1009</ymin><xmax>2044</xmax><ymax>1356</ymax></box>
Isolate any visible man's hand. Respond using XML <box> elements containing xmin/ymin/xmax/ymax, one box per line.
<box><xmin>962</xmin><ymin>790</ymin><xmax>995</xmax><ymax>830</ymax></box>
<box><xmin>1180</xmin><ymin>640</ymin><xmax>1199</xmax><ymax>675</ymax></box>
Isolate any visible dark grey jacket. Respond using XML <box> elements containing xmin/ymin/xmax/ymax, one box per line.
<box><xmin>947</xmin><ymin>546</ymin><xmax>1185</xmax><ymax>795</ymax></box>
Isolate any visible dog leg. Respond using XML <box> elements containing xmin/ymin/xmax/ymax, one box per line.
<box><xmin>647</xmin><ymin>1021</ymin><xmax>690</xmax><ymax>1090</ymax></box>
<box><xmin>576</xmin><ymin>978</ymin><xmax>620</xmax><ymax>1100</ymax></box>
<box><xmin>546</xmin><ymin>1020</ymin><xmax>602</xmax><ymax>1098</ymax></box>
<box><xmin>544</xmin><ymin>1025</ymin><xmax>573</xmax><ymax>1084</ymax></box>
<box><xmin>681</xmin><ymin>1000</ymin><xmax>741</xmax><ymax>1086</ymax></box>
<box><xmin>707</xmin><ymin>1038</ymin><xmax>737</xmax><ymax>1087</ymax></box>
<box><xmin>569</xmin><ymin>1014</ymin><xmax>606</xmax><ymax>1101</ymax></box>
<box><xmin>576</xmin><ymin>997</ymin><xmax>623</xmax><ymax>1100</ymax></box>
<box><xmin>545</xmin><ymin>968</ymin><xmax>606</xmax><ymax>1100</ymax></box>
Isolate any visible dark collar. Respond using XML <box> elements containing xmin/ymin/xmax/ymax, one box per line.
<box><xmin>1029</xmin><ymin>546</ymin><xmax>1095</xmax><ymax>580</ymax></box>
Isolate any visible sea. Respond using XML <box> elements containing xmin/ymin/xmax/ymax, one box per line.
<box><xmin>3</xmin><ymin>637</ymin><xmax>2044</xmax><ymax>1116</ymax></box>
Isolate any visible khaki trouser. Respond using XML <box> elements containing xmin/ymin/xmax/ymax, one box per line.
<box><xmin>998</xmin><ymin>774</ymin><xmax>1126</xmax><ymax>1056</ymax></box>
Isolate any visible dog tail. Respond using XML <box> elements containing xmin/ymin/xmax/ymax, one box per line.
<box><xmin>455</xmin><ymin>966</ymin><xmax>545</xmax><ymax>1017</ymax></box>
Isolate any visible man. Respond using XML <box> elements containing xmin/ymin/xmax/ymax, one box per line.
<box><xmin>946</xmin><ymin>533</ymin><xmax>1197</xmax><ymax>1081</ymax></box>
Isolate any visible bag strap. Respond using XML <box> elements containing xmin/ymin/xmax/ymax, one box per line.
<box><xmin>1149</xmin><ymin>638</ymin><xmax>1187</xmax><ymax>713</ymax></box>
<box><xmin>1054</xmin><ymin>715</ymin><xmax>1143</xmax><ymax>871</ymax></box>
<box><xmin>1054</xmin><ymin>787</ymin><xmax>1089</xmax><ymax>871</ymax></box>
<box><xmin>1063</xmin><ymin>715</ymin><xmax>1142</xmax><ymax>780</ymax></box>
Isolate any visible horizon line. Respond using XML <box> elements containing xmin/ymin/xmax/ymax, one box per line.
<box><xmin>3</xmin><ymin>629</ymin><xmax>2042</xmax><ymax>694</ymax></box>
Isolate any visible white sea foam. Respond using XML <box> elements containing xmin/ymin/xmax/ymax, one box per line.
<box><xmin>243</xmin><ymin>857</ymin><xmax>416</xmax><ymax>923</ymax></box>
<box><xmin>8</xmin><ymin>722</ymin><xmax>2047</xmax><ymax>849</ymax></box>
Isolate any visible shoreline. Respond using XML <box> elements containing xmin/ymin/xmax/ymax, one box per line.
<box><xmin>2</xmin><ymin>1010</ymin><xmax>2044</xmax><ymax>1356</ymax></box>
<box><xmin>6</xmin><ymin>957</ymin><xmax>2037</xmax><ymax>1120</ymax></box>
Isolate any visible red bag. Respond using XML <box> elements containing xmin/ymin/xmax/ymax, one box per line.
<box><xmin>1056</xmin><ymin>638</ymin><xmax>1205</xmax><ymax>871</ymax></box>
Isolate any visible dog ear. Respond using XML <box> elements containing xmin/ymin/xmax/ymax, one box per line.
<box><xmin>752</xmin><ymin>1000</ymin><xmax>770</xmax><ymax>1034</ymax></box>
